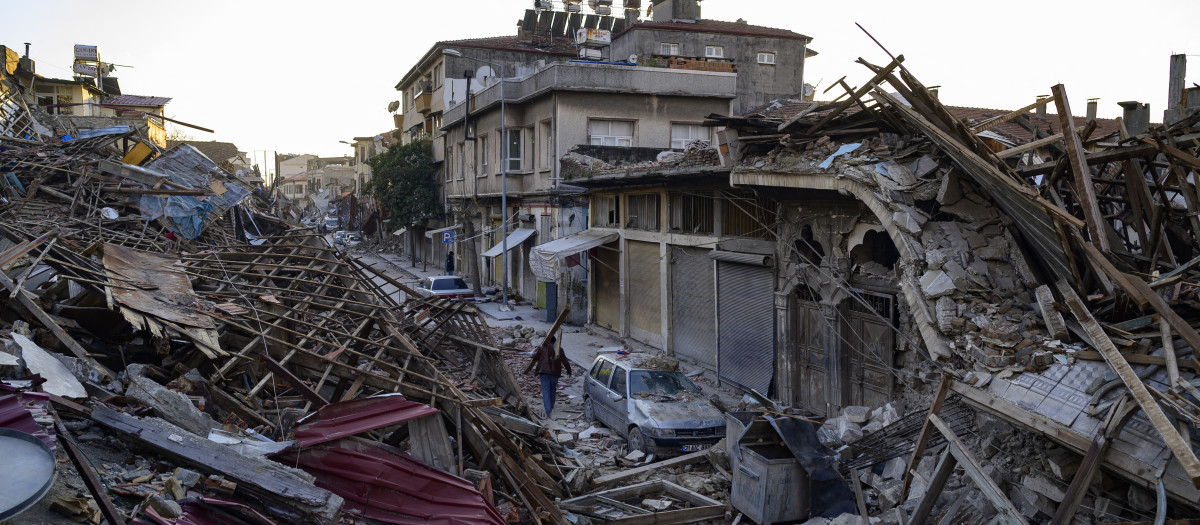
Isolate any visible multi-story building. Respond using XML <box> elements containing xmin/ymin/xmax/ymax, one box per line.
<box><xmin>305</xmin><ymin>156</ymin><xmax>356</xmax><ymax>195</ymax></box>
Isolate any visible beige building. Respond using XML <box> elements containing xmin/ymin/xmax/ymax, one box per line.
<box><xmin>437</xmin><ymin>60</ymin><xmax>735</xmax><ymax>320</ymax></box>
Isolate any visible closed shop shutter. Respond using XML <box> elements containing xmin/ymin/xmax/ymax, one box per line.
<box><xmin>593</xmin><ymin>241</ymin><xmax>621</xmax><ymax>330</ymax></box>
<box><xmin>717</xmin><ymin>261</ymin><xmax>775</xmax><ymax>393</ymax></box>
<box><xmin>627</xmin><ymin>240</ymin><xmax>662</xmax><ymax>347</ymax></box>
<box><xmin>670</xmin><ymin>246</ymin><xmax>716</xmax><ymax>368</ymax></box>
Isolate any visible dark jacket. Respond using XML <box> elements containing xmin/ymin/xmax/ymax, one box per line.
<box><xmin>530</xmin><ymin>342</ymin><xmax>572</xmax><ymax>376</ymax></box>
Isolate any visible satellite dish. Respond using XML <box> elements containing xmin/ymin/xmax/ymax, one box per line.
<box><xmin>386</xmin><ymin>100</ymin><xmax>400</xmax><ymax>113</ymax></box>
<box><xmin>628</xmin><ymin>54</ymin><xmax>638</xmax><ymax>65</ymax></box>
<box><xmin>476</xmin><ymin>65</ymin><xmax>495</xmax><ymax>84</ymax></box>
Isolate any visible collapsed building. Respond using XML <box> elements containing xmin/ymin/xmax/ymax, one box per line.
<box><xmin>553</xmin><ymin>53</ymin><xmax>1200</xmax><ymax>522</ymax></box>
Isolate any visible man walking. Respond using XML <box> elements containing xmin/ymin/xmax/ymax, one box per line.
<box><xmin>529</xmin><ymin>335</ymin><xmax>572</xmax><ymax>419</ymax></box>
<box><xmin>445</xmin><ymin>250</ymin><xmax>455</xmax><ymax>275</ymax></box>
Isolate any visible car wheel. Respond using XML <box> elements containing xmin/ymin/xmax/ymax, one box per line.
<box><xmin>584</xmin><ymin>398</ymin><xmax>595</xmax><ymax>422</ymax></box>
<box><xmin>627</xmin><ymin>427</ymin><xmax>648</xmax><ymax>454</ymax></box>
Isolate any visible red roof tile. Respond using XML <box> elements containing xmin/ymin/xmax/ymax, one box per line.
<box><xmin>104</xmin><ymin>94</ymin><xmax>172</xmax><ymax>107</ymax></box>
<box><xmin>741</xmin><ymin>98</ymin><xmax>1123</xmax><ymax>145</ymax></box>
<box><xmin>622</xmin><ymin>19</ymin><xmax>810</xmax><ymax>41</ymax></box>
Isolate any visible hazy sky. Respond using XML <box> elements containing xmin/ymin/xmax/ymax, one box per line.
<box><xmin>6</xmin><ymin>0</ymin><xmax>1197</xmax><ymax>162</ymax></box>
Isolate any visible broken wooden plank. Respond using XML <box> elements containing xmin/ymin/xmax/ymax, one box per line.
<box><xmin>901</xmin><ymin>373</ymin><xmax>952</xmax><ymax>501</ymax></box>
<box><xmin>1052</xmin><ymin>84</ymin><xmax>1110</xmax><ymax>253</ymax></box>
<box><xmin>0</xmin><ymin>267</ymin><xmax>116</xmax><ymax>380</ymax></box>
<box><xmin>1073</xmin><ymin>351</ymin><xmax>1199</xmax><ymax>372</ymax></box>
<box><xmin>52</xmin><ymin>411</ymin><xmax>126</xmax><ymax>525</ymax></box>
<box><xmin>971</xmin><ymin>96</ymin><xmax>1056</xmax><ymax>133</ymax></box>
<box><xmin>592</xmin><ymin>449</ymin><xmax>711</xmax><ymax>486</ymax></box>
<box><xmin>929</xmin><ymin>414</ymin><xmax>1028</xmax><ymax>525</ymax></box>
<box><xmin>807</xmin><ymin>55</ymin><xmax>904</xmax><ymax>134</ymax></box>
<box><xmin>910</xmin><ymin>448</ymin><xmax>956</xmax><ymax>525</ymax></box>
<box><xmin>1049</xmin><ymin>396</ymin><xmax>1133</xmax><ymax>525</ymax></box>
<box><xmin>1055</xmin><ymin>280</ymin><xmax>1200</xmax><ymax>489</ymax></box>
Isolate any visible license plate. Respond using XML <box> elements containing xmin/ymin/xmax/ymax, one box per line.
<box><xmin>681</xmin><ymin>444</ymin><xmax>711</xmax><ymax>452</ymax></box>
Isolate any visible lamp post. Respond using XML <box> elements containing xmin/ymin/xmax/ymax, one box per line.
<box><xmin>443</xmin><ymin>48</ymin><xmax>509</xmax><ymax>309</ymax></box>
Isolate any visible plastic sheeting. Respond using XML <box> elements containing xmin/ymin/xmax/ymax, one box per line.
<box><xmin>529</xmin><ymin>229</ymin><xmax>618</xmax><ymax>281</ymax></box>
<box><xmin>165</xmin><ymin>196</ymin><xmax>216</xmax><ymax>240</ymax></box>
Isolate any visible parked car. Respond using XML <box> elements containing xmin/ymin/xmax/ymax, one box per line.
<box><xmin>332</xmin><ymin>230</ymin><xmax>349</xmax><ymax>244</ymax></box>
<box><xmin>324</xmin><ymin>216</ymin><xmax>339</xmax><ymax>230</ymax></box>
<box><xmin>342</xmin><ymin>232</ymin><xmax>363</xmax><ymax>247</ymax></box>
<box><xmin>583</xmin><ymin>355</ymin><xmax>725</xmax><ymax>457</ymax></box>
<box><xmin>416</xmin><ymin>276</ymin><xmax>474</xmax><ymax>300</ymax></box>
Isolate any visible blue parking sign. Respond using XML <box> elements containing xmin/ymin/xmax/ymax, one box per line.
<box><xmin>442</xmin><ymin>231</ymin><xmax>456</xmax><ymax>244</ymax></box>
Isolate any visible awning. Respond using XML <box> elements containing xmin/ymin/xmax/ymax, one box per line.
<box><xmin>424</xmin><ymin>224</ymin><xmax>461</xmax><ymax>239</ymax></box>
<box><xmin>482</xmin><ymin>228</ymin><xmax>537</xmax><ymax>258</ymax></box>
<box><xmin>530</xmin><ymin>229</ymin><xmax>619</xmax><ymax>280</ymax></box>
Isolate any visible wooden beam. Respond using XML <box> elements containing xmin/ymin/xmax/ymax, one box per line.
<box><xmin>910</xmin><ymin>448</ymin><xmax>956</xmax><ymax>525</ymax></box>
<box><xmin>971</xmin><ymin>96</ymin><xmax>1056</xmax><ymax>133</ymax></box>
<box><xmin>807</xmin><ymin>55</ymin><xmax>904</xmax><ymax>134</ymax></box>
<box><xmin>930</xmin><ymin>414</ymin><xmax>1029</xmax><ymax>525</ymax></box>
<box><xmin>1055</xmin><ymin>280</ymin><xmax>1200</xmax><ymax>489</ymax></box>
<box><xmin>852</xmin><ymin>467</ymin><xmax>871</xmax><ymax>525</ymax></box>
<box><xmin>1074</xmin><ymin>351</ymin><xmax>1199</xmax><ymax>372</ymax></box>
<box><xmin>995</xmin><ymin>126</ymin><xmax>1086</xmax><ymax>159</ymax></box>
<box><xmin>1049</xmin><ymin>396</ymin><xmax>1132</xmax><ymax>525</ymax></box>
<box><xmin>1052</xmin><ymin>84</ymin><xmax>1110</xmax><ymax>253</ymax></box>
<box><xmin>901</xmin><ymin>373</ymin><xmax>952</xmax><ymax>501</ymax></box>
<box><xmin>592</xmin><ymin>449</ymin><xmax>711</xmax><ymax>486</ymax></box>
<box><xmin>0</xmin><ymin>267</ymin><xmax>116</xmax><ymax>380</ymax></box>
<box><xmin>53</xmin><ymin>414</ymin><xmax>126</xmax><ymax>525</ymax></box>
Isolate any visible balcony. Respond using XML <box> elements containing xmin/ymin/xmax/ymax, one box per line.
<box><xmin>415</xmin><ymin>81</ymin><xmax>433</xmax><ymax>114</ymax></box>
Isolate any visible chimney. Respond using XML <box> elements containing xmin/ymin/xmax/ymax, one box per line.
<box><xmin>928</xmin><ymin>85</ymin><xmax>940</xmax><ymax>100</ymax></box>
<box><xmin>1119</xmin><ymin>101</ymin><xmax>1150</xmax><ymax>135</ymax></box>
<box><xmin>1086</xmin><ymin>98</ymin><xmax>1098</xmax><ymax>121</ymax></box>
<box><xmin>1166</xmin><ymin>54</ymin><xmax>1186</xmax><ymax>124</ymax></box>
<box><xmin>1036</xmin><ymin>95</ymin><xmax>1049</xmax><ymax>121</ymax></box>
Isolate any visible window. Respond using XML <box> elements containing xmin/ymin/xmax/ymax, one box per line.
<box><xmin>592</xmin><ymin>360</ymin><xmax>614</xmax><ymax>385</ymax></box>
<box><xmin>432</xmin><ymin>63</ymin><xmax>443</xmax><ymax>89</ymax></box>
<box><xmin>705</xmin><ymin>45</ymin><xmax>724</xmax><ymax>58</ymax></box>
<box><xmin>660</xmin><ymin>42</ymin><xmax>680</xmax><ymax>55</ymax></box>
<box><xmin>505</xmin><ymin>128</ymin><xmax>522</xmax><ymax>171</ymax></box>
<box><xmin>479</xmin><ymin>135</ymin><xmax>489</xmax><ymax>176</ymax></box>
<box><xmin>757</xmin><ymin>52</ymin><xmax>776</xmax><ymax>64</ymax></box>
<box><xmin>540</xmin><ymin>121</ymin><xmax>552</xmax><ymax>170</ymax></box>
<box><xmin>593</xmin><ymin>195</ymin><xmax>619</xmax><ymax>227</ymax></box>
<box><xmin>588</xmin><ymin>119</ymin><xmax>634</xmax><ymax>147</ymax></box>
<box><xmin>670</xmin><ymin>192</ymin><xmax>713</xmax><ymax>234</ymax></box>
<box><xmin>456</xmin><ymin>142</ymin><xmax>465</xmax><ymax>180</ymax></box>
<box><xmin>297</xmin><ymin>183</ymin><xmax>305</xmax><ymax>194</ymax></box>
<box><xmin>626</xmin><ymin>194</ymin><xmax>660</xmax><ymax>231</ymax></box>
<box><xmin>610</xmin><ymin>367</ymin><xmax>627</xmax><ymax>396</ymax></box>
<box><xmin>670</xmin><ymin>123</ymin><xmax>712</xmax><ymax>149</ymax></box>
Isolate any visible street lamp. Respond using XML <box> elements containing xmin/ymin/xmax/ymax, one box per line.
<box><xmin>443</xmin><ymin>48</ymin><xmax>510</xmax><ymax>309</ymax></box>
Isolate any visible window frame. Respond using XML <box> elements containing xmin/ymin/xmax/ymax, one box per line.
<box><xmin>669</xmin><ymin>122</ymin><xmax>712</xmax><ymax>149</ymax></box>
<box><xmin>660</xmin><ymin>42</ymin><xmax>680</xmax><ymax>56</ymax></box>
<box><xmin>610</xmin><ymin>367</ymin><xmax>628</xmax><ymax>396</ymax></box>
<box><xmin>478</xmin><ymin>133</ymin><xmax>489</xmax><ymax>177</ymax></box>
<box><xmin>593</xmin><ymin>194</ymin><xmax>620</xmax><ymax>228</ymax></box>
<box><xmin>625</xmin><ymin>193</ymin><xmax>661</xmax><ymax>231</ymax></box>
<box><xmin>587</xmin><ymin>119</ymin><xmax>635</xmax><ymax>147</ymax></box>
<box><xmin>539</xmin><ymin>119</ymin><xmax>553</xmax><ymax>172</ymax></box>
<box><xmin>505</xmin><ymin>128</ymin><xmax>523</xmax><ymax>172</ymax></box>
<box><xmin>757</xmin><ymin>52</ymin><xmax>776</xmax><ymax>65</ymax></box>
<box><xmin>705</xmin><ymin>45</ymin><xmax>724</xmax><ymax>58</ymax></box>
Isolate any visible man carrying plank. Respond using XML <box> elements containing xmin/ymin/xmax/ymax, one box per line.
<box><xmin>529</xmin><ymin>335</ymin><xmax>573</xmax><ymax>419</ymax></box>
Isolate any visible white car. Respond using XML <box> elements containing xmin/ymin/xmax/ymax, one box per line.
<box><xmin>416</xmin><ymin>276</ymin><xmax>474</xmax><ymax>300</ymax></box>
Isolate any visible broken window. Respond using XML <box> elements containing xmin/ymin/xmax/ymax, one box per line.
<box><xmin>793</xmin><ymin>224</ymin><xmax>825</xmax><ymax>265</ymax></box>
<box><xmin>593</xmin><ymin>195</ymin><xmax>619</xmax><ymax>227</ymax></box>
<box><xmin>588</xmin><ymin>119</ymin><xmax>633</xmax><ymax>147</ymax></box>
<box><xmin>670</xmin><ymin>123</ymin><xmax>711</xmax><ymax>149</ymax></box>
<box><xmin>592</xmin><ymin>359</ymin><xmax>614</xmax><ymax>385</ymax></box>
<box><xmin>850</xmin><ymin>229</ymin><xmax>900</xmax><ymax>270</ymax></box>
<box><xmin>669</xmin><ymin>191</ymin><xmax>714</xmax><ymax>234</ymax></box>
<box><xmin>626</xmin><ymin>193</ymin><xmax>660</xmax><ymax>231</ymax></box>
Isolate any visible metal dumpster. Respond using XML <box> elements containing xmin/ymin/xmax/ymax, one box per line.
<box><xmin>727</xmin><ymin>411</ymin><xmax>811</xmax><ymax>524</ymax></box>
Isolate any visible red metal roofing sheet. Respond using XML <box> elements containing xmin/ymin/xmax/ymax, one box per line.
<box><xmin>131</xmin><ymin>496</ymin><xmax>277</xmax><ymax>525</ymax></box>
<box><xmin>0</xmin><ymin>392</ymin><xmax>55</xmax><ymax>453</ymax></box>
<box><xmin>272</xmin><ymin>438</ymin><xmax>505</xmax><ymax>525</ymax></box>
<box><xmin>293</xmin><ymin>395</ymin><xmax>439</xmax><ymax>447</ymax></box>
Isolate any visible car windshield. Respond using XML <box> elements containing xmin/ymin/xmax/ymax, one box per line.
<box><xmin>431</xmin><ymin>278</ymin><xmax>468</xmax><ymax>290</ymax></box>
<box><xmin>629</xmin><ymin>370</ymin><xmax>700</xmax><ymax>399</ymax></box>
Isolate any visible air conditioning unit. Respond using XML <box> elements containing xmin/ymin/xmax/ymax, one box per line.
<box><xmin>579</xmin><ymin>48</ymin><xmax>603</xmax><ymax>60</ymax></box>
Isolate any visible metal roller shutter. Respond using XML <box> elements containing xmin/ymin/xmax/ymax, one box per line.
<box><xmin>670</xmin><ymin>246</ymin><xmax>716</xmax><ymax>368</ymax></box>
<box><xmin>627</xmin><ymin>240</ymin><xmax>662</xmax><ymax>347</ymax></box>
<box><xmin>717</xmin><ymin>261</ymin><xmax>775</xmax><ymax>394</ymax></box>
<box><xmin>593</xmin><ymin>241</ymin><xmax>621</xmax><ymax>331</ymax></box>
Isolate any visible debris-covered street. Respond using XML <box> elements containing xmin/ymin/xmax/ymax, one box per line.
<box><xmin>3</xmin><ymin>1</ymin><xmax>1200</xmax><ymax>524</ymax></box>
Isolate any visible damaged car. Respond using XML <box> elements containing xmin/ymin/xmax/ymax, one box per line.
<box><xmin>583</xmin><ymin>355</ymin><xmax>725</xmax><ymax>457</ymax></box>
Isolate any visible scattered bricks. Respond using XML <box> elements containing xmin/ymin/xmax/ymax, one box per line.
<box><xmin>1044</xmin><ymin>448</ymin><xmax>1081</xmax><ymax>480</ymax></box>
<box><xmin>204</xmin><ymin>475</ymin><xmax>237</xmax><ymax>496</ymax></box>
<box><xmin>936</xmin><ymin>297</ymin><xmax>957</xmax><ymax>332</ymax></box>
<box><xmin>881</xmin><ymin>456</ymin><xmax>907</xmax><ymax>481</ymax></box>
<box><xmin>1022</xmin><ymin>473</ymin><xmax>1066</xmax><ymax>502</ymax></box>
<box><xmin>834</xmin><ymin>417</ymin><xmax>864</xmax><ymax>444</ymax></box>
<box><xmin>843</xmin><ymin>405</ymin><xmax>870</xmax><ymax>424</ymax></box>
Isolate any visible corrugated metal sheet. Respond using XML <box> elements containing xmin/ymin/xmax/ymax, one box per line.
<box><xmin>670</xmin><ymin>246</ymin><xmax>716</xmax><ymax>368</ymax></box>
<box><xmin>717</xmin><ymin>261</ymin><xmax>775</xmax><ymax>394</ymax></box>
<box><xmin>294</xmin><ymin>395</ymin><xmax>439</xmax><ymax>447</ymax></box>
<box><xmin>0</xmin><ymin>393</ymin><xmax>54</xmax><ymax>453</ymax></box>
<box><xmin>627</xmin><ymin>240</ymin><xmax>661</xmax><ymax>347</ymax></box>
<box><xmin>273</xmin><ymin>438</ymin><xmax>505</xmax><ymax>525</ymax></box>
<box><xmin>133</xmin><ymin>496</ymin><xmax>276</xmax><ymax>525</ymax></box>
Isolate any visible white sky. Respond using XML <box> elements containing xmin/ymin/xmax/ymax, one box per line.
<box><xmin>7</xmin><ymin>0</ymin><xmax>1198</xmax><ymax>162</ymax></box>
